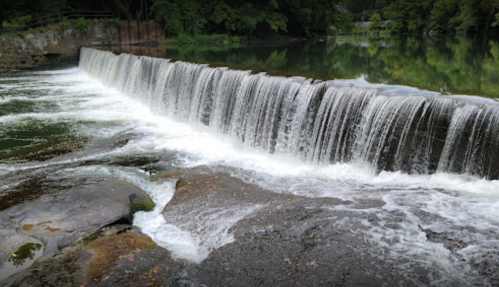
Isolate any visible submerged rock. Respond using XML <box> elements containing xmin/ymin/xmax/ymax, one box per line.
<box><xmin>0</xmin><ymin>178</ymin><xmax>154</xmax><ymax>280</ymax></box>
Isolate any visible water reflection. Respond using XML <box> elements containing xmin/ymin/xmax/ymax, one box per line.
<box><xmin>105</xmin><ymin>35</ymin><xmax>499</xmax><ymax>98</ymax></box>
<box><xmin>0</xmin><ymin>243</ymin><xmax>44</xmax><ymax>281</ymax></box>
<box><xmin>9</xmin><ymin>243</ymin><xmax>43</xmax><ymax>267</ymax></box>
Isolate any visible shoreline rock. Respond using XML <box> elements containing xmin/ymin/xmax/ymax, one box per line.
<box><xmin>1</xmin><ymin>167</ymin><xmax>497</xmax><ymax>286</ymax></box>
<box><xmin>0</xmin><ymin>178</ymin><xmax>154</xmax><ymax>280</ymax></box>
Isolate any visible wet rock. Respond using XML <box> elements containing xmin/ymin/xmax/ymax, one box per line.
<box><xmin>95</xmin><ymin>239</ymin><xmax>185</xmax><ymax>287</ymax></box>
<box><xmin>421</xmin><ymin>227</ymin><xmax>468</xmax><ymax>252</ymax></box>
<box><xmin>162</xmin><ymin>171</ymin><xmax>433</xmax><ymax>286</ymax></box>
<box><xmin>0</xmin><ymin>225</ymin><xmax>181</xmax><ymax>287</ymax></box>
<box><xmin>0</xmin><ymin>176</ymin><xmax>84</xmax><ymax>212</ymax></box>
<box><xmin>0</xmin><ymin>135</ymin><xmax>89</xmax><ymax>163</ymax></box>
<box><xmin>0</xmin><ymin>178</ymin><xmax>154</xmax><ymax>272</ymax></box>
<box><xmin>20</xmin><ymin>135</ymin><xmax>90</xmax><ymax>162</ymax></box>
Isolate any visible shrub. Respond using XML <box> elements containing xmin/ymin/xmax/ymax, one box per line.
<box><xmin>71</xmin><ymin>17</ymin><xmax>88</xmax><ymax>33</ymax></box>
<box><xmin>101</xmin><ymin>18</ymin><xmax>120</xmax><ymax>28</ymax></box>
<box><xmin>17</xmin><ymin>32</ymin><xmax>27</xmax><ymax>40</ymax></box>
<box><xmin>37</xmin><ymin>27</ymin><xmax>45</xmax><ymax>33</ymax></box>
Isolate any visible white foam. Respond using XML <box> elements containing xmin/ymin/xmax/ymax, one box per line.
<box><xmin>3</xmin><ymin>66</ymin><xmax>499</xmax><ymax>282</ymax></box>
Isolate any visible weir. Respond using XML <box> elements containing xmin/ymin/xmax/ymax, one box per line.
<box><xmin>79</xmin><ymin>47</ymin><xmax>499</xmax><ymax>179</ymax></box>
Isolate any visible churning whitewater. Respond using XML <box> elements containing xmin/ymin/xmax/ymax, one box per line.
<box><xmin>80</xmin><ymin>47</ymin><xmax>499</xmax><ymax>180</ymax></box>
<box><xmin>0</xmin><ymin>47</ymin><xmax>480</xmax><ymax>284</ymax></box>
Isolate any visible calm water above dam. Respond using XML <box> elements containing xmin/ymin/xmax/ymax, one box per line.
<box><xmin>108</xmin><ymin>35</ymin><xmax>499</xmax><ymax>99</ymax></box>
<box><xmin>1</xmin><ymin>38</ymin><xmax>499</xmax><ymax>285</ymax></box>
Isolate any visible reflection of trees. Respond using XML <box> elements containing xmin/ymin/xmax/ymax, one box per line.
<box><xmin>166</xmin><ymin>36</ymin><xmax>499</xmax><ymax>98</ymax></box>
<box><xmin>376</xmin><ymin>36</ymin><xmax>499</xmax><ymax>97</ymax></box>
<box><xmin>9</xmin><ymin>243</ymin><xmax>42</xmax><ymax>267</ymax></box>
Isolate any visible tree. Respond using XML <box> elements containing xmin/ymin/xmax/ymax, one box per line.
<box><xmin>382</xmin><ymin>0</ymin><xmax>499</xmax><ymax>33</ymax></box>
<box><xmin>429</xmin><ymin>0</ymin><xmax>460</xmax><ymax>31</ymax></box>
<box><xmin>151</xmin><ymin>0</ymin><xmax>351</xmax><ymax>37</ymax></box>
<box><xmin>280</xmin><ymin>0</ymin><xmax>353</xmax><ymax>36</ymax></box>
<box><xmin>369</xmin><ymin>12</ymin><xmax>381</xmax><ymax>29</ymax></box>
<box><xmin>209</xmin><ymin>0</ymin><xmax>287</xmax><ymax>35</ymax></box>
<box><xmin>151</xmin><ymin>0</ymin><xmax>207</xmax><ymax>36</ymax></box>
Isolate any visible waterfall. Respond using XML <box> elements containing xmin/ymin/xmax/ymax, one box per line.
<box><xmin>79</xmin><ymin>47</ymin><xmax>499</xmax><ymax>180</ymax></box>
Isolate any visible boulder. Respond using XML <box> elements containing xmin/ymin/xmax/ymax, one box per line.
<box><xmin>0</xmin><ymin>178</ymin><xmax>154</xmax><ymax>272</ymax></box>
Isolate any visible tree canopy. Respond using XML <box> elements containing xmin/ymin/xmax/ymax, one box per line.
<box><xmin>382</xmin><ymin>0</ymin><xmax>499</xmax><ymax>33</ymax></box>
<box><xmin>150</xmin><ymin>0</ymin><xmax>353</xmax><ymax>37</ymax></box>
<box><xmin>4</xmin><ymin>0</ymin><xmax>499</xmax><ymax>36</ymax></box>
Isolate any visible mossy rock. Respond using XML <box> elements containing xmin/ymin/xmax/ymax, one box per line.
<box><xmin>129</xmin><ymin>192</ymin><xmax>155</xmax><ymax>214</ymax></box>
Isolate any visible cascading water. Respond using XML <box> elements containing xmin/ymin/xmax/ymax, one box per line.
<box><xmin>80</xmin><ymin>47</ymin><xmax>499</xmax><ymax>179</ymax></box>
<box><xmin>3</xmin><ymin>46</ymin><xmax>499</xmax><ymax>285</ymax></box>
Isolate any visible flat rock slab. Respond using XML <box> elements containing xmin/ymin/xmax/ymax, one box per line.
<box><xmin>0</xmin><ymin>225</ymin><xmax>183</xmax><ymax>287</ymax></box>
<box><xmin>160</xmin><ymin>170</ymin><xmax>459</xmax><ymax>286</ymax></box>
<box><xmin>0</xmin><ymin>178</ymin><xmax>152</xmax><ymax>269</ymax></box>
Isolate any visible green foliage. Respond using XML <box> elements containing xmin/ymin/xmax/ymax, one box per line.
<box><xmin>351</xmin><ymin>25</ymin><xmax>367</xmax><ymax>34</ymax></box>
<box><xmin>166</xmin><ymin>33</ymin><xmax>246</xmax><ymax>45</ymax></box>
<box><xmin>6</xmin><ymin>15</ymin><xmax>32</xmax><ymax>28</ymax></box>
<box><xmin>211</xmin><ymin>0</ymin><xmax>287</xmax><ymax>34</ymax></box>
<box><xmin>0</xmin><ymin>0</ymin><xmax>120</xmax><ymax>34</ymax></box>
<box><xmin>370</xmin><ymin>13</ymin><xmax>381</xmax><ymax>25</ymax></box>
<box><xmin>60</xmin><ymin>20</ymin><xmax>71</xmax><ymax>30</ymax></box>
<box><xmin>151</xmin><ymin>0</ymin><xmax>206</xmax><ymax>36</ymax></box>
<box><xmin>71</xmin><ymin>17</ymin><xmax>88</xmax><ymax>33</ymax></box>
<box><xmin>9</xmin><ymin>243</ymin><xmax>42</xmax><ymax>267</ymax></box>
<box><xmin>152</xmin><ymin>0</ymin><xmax>350</xmax><ymax>38</ymax></box>
<box><xmin>101</xmin><ymin>18</ymin><xmax>120</xmax><ymax>28</ymax></box>
<box><xmin>17</xmin><ymin>31</ymin><xmax>27</xmax><ymax>40</ymax></box>
<box><xmin>37</xmin><ymin>27</ymin><xmax>45</xmax><ymax>33</ymax></box>
<box><xmin>93</xmin><ymin>18</ymin><xmax>100</xmax><ymax>24</ymax></box>
<box><xmin>383</xmin><ymin>0</ymin><xmax>499</xmax><ymax>33</ymax></box>
<box><xmin>429</xmin><ymin>0</ymin><xmax>459</xmax><ymax>31</ymax></box>
<box><xmin>369</xmin><ymin>13</ymin><xmax>382</xmax><ymax>30</ymax></box>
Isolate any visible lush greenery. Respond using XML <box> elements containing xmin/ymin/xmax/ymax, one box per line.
<box><xmin>151</xmin><ymin>0</ymin><xmax>353</xmax><ymax>37</ymax></box>
<box><xmin>0</xmin><ymin>0</ymin><xmax>143</xmax><ymax>33</ymax></box>
<box><xmin>383</xmin><ymin>0</ymin><xmax>499</xmax><ymax>33</ymax></box>
<box><xmin>165</xmin><ymin>34</ymin><xmax>246</xmax><ymax>45</ymax></box>
<box><xmin>3</xmin><ymin>0</ymin><xmax>499</xmax><ymax>37</ymax></box>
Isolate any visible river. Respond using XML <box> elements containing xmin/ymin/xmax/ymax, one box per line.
<box><xmin>1</xmin><ymin>38</ymin><xmax>499</xmax><ymax>285</ymax></box>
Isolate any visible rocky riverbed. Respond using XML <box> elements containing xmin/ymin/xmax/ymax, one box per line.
<box><xmin>3</xmin><ymin>165</ymin><xmax>493</xmax><ymax>286</ymax></box>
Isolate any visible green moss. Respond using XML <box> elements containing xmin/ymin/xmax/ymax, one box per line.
<box><xmin>130</xmin><ymin>195</ymin><xmax>155</xmax><ymax>214</ymax></box>
<box><xmin>114</xmin><ymin>179</ymin><xmax>155</xmax><ymax>214</ymax></box>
